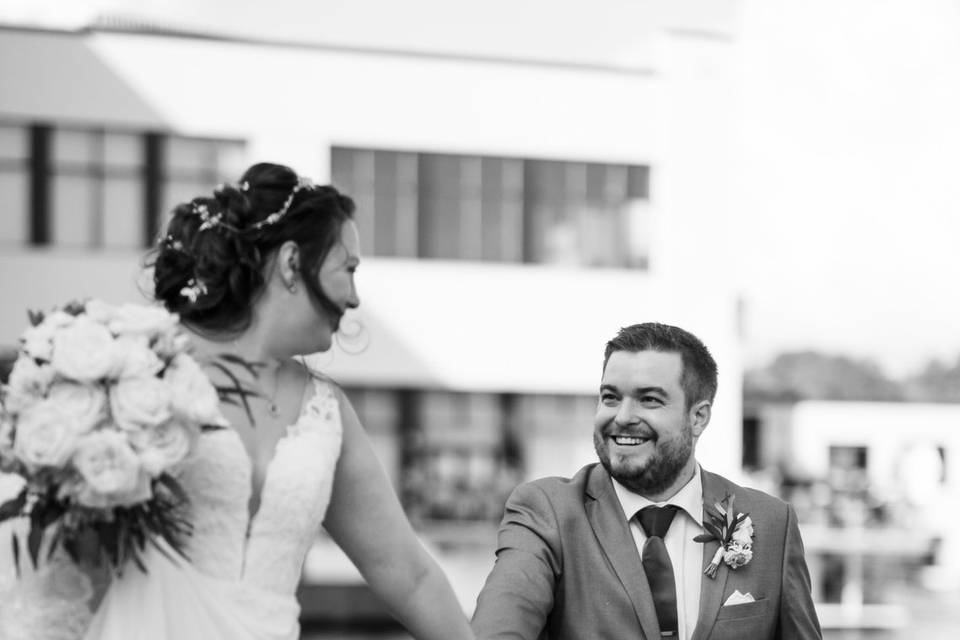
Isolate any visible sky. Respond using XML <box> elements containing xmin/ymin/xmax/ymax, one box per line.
<box><xmin>3</xmin><ymin>0</ymin><xmax>959</xmax><ymax>376</ymax></box>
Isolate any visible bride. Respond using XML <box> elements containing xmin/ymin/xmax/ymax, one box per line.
<box><xmin>6</xmin><ymin>162</ymin><xmax>475</xmax><ymax>640</ymax></box>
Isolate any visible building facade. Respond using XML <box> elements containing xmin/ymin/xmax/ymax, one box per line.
<box><xmin>0</xmin><ymin>18</ymin><xmax>743</xmax><ymax>534</ymax></box>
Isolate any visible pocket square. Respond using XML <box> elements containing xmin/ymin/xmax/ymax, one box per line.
<box><xmin>723</xmin><ymin>590</ymin><xmax>755</xmax><ymax>606</ymax></box>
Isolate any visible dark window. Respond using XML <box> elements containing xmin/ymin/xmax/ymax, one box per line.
<box><xmin>331</xmin><ymin>146</ymin><xmax>651</xmax><ymax>268</ymax></box>
<box><xmin>2</xmin><ymin>120</ymin><xmax>244</xmax><ymax>249</ymax></box>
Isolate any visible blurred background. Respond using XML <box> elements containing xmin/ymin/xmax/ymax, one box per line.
<box><xmin>1</xmin><ymin>0</ymin><xmax>959</xmax><ymax>637</ymax></box>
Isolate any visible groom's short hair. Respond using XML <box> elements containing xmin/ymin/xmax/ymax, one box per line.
<box><xmin>603</xmin><ymin>322</ymin><xmax>718</xmax><ymax>409</ymax></box>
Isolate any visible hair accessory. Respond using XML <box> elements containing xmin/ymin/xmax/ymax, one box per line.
<box><xmin>249</xmin><ymin>176</ymin><xmax>316</xmax><ymax>231</ymax></box>
<box><xmin>179</xmin><ymin>278</ymin><xmax>208</xmax><ymax>303</ymax></box>
<box><xmin>161</xmin><ymin>234</ymin><xmax>184</xmax><ymax>251</ymax></box>
<box><xmin>195</xmin><ymin>203</ymin><xmax>222</xmax><ymax>232</ymax></box>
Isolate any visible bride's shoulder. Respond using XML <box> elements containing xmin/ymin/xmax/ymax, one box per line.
<box><xmin>288</xmin><ymin>360</ymin><xmax>361</xmax><ymax>427</ymax></box>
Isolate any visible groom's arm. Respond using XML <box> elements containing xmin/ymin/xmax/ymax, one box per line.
<box><xmin>472</xmin><ymin>481</ymin><xmax>562</xmax><ymax>640</ymax></box>
<box><xmin>776</xmin><ymin>505</ymin><xmax>823</xmax><ymax>639</ymax></box>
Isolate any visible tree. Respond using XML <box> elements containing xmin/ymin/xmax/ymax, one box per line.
<box><xmin>904</xmin><ymin>355</ymin><xmax>960</xmax><ymax>402</ymax></box>
<box><xmin>745</xmin><ymin>351</ymin><xmax>903</xmax><ymax>402</ymax></box>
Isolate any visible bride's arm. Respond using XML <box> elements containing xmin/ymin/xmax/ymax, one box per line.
<box><xmin>322</xmin><ymin>390</ymin><xmax>475</xmax><ymax>640</ymax></box>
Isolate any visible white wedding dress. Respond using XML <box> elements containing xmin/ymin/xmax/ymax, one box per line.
<box><xmin>0</xmin><ymin>378</ymin><xmax>342</xmax><ymax>640</ymax></box>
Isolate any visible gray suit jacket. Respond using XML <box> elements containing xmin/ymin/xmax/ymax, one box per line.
<box><xmin>472</xmin><ymin>463</ymin><xmax>821</xmax><ymax>640</ymax></box>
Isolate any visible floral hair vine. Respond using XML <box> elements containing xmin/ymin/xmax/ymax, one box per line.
<box><xmin>194</xmin><ymin>202</ymin><xmax>238</xmax><ymax>234</ymax></box>
<box><xmin>179</xmin><ymin>278</ymin><xmax>208</xmax><ymax>303</ymax></box>
<box><xmin>694</xmin><ymin>493</ymin><xmax>754</xmax><ymax>578</ymax></box>
<box><xmin>160</xmin><ymin>234</ymin><xmax>184</xmax><ymax>251</ymax></box>
<box><xmin>249</xmin><ymin>176</ymin><xmax>316</xmax><ymax>231</ymax></box>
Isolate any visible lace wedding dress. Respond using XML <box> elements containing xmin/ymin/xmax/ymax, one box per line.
<box><xmin>0</xmin><ymin>379</ymin><xmax>343</xmax><ymax>640</ymax></box>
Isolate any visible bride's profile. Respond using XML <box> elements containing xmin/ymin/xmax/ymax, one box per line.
<box><xmin>3</xmin><ymin>162</ymin><xmax>474</xmax><ymax>640</ymax></box>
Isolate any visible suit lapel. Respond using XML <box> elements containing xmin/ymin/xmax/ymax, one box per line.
<box><xmin>585</xmin><ymin>467</ymin><xmax>660</xmax><ymax>640</ymax></box>
<box><xmin>691</xmin><ymin>469</ymin><xmax>732</xmax><ymax>640</ymax></box>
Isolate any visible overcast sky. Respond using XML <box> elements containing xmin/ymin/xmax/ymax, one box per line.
<box><xmin>3</xmin><ymin>0</ymin><xmax>959</xmax><ymax>376</ymax></box>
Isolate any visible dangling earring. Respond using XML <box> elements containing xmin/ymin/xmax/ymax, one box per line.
<box><xmin>286</xmin><ymin>280</ymin><xmax>297</xmax><ymax>293</ymax></box>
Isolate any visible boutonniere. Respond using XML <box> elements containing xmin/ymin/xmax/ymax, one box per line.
<box><xmin>694</xmin><ymin>493</ymin><xmax>754</xmax><ymax>578</ymax></box>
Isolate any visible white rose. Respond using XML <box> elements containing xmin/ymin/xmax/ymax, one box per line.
<box><xmin>130</xmin><ymin>420</ymin><xmax>196</xmax><ymax>476</ymax></box>
<box><xmin>84</xmin><ymin>299</ymin><xmax>118</xmax><ymax>324</ymax></box>
<box><xmin>0</xmin><ymin>415</ymin><xmax>14</xmax><ymax>457</ymax></box>
<box><xmin>723</xmin><ymin>541</ymin><xmax>753</xmax><ymax>569</ymax></box>
<box><xmin>13</xmin><ymin>399</ymin><xmax>81</xmax><ymax>467</ymax></box>
<box><xmin>152</xmin><ymin>330</ymin><xmax>189</xmax><ymax>361</ymax></box>
<box><xmin>72</xmin><ymin>430</ymin><xmax>151</xmax><ymax>508</ymax></box>
<box><xmin>165</xmin><ymin>354</ymin><xmax>228</xmax><ymax>428</ymax></box>
<box><xmin>4</xmin><ymin>356</ymin><xmax>56</xmax><ymax>414</ymax></box>
<box><xmin>45</xmin><ymin>310</ymin><xmax>78</xmax><ymax>329</ymax></box>
<box><xmin>109</xmin><ymin>304</ymin><xmax>178</xmax><ymax>340</ymax></box>
<box><xmin>110</xmin><ymin>376</ymin><xmax>172</xmax><ymax>431</ymax></box>
<box><xmin>45</xmin><ymin>381</ymin><xmax>107</xmax><ymax>434</ymax></box>
<box><xmin>51</xmin><ymin>316</ymin><xmax>118</xmax><ymax>382</ymax></box>
<box><xmin>20</xmin><ymin>324</ymin><xmax>55</xmax><ymax>362</ymax></box>
<box><xmin>0</xmin><ymin>471</ymin><xmax>26</xmax><ymax>504</ymax></box>
<box><xmin>114</xmin><ymin>336</ymin><xmax>164</xmax><ymax>378</ymax></box>
<box><xmin>731</xmin><ymin>515</ymin><xmax>754</xmax><ymax>545</ymax></box>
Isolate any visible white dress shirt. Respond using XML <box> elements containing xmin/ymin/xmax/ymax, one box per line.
<box><xmin>612</xmin><ymin>465</ymin><xmax>704</xmax><ymax>640</ymax></box>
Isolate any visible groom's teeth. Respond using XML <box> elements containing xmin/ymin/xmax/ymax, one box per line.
<box><xmin>613</xmin><ymin>436</ymin><xmax>649</xmax><ymax>445</ymax></box>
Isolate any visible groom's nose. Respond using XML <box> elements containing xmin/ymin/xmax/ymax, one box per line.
<box><xmin>615</xmin><ymin>400</ymin><xmax>641</xmax><ymax>427</ymax></box>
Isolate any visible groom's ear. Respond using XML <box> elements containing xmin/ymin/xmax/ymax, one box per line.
<box><xmin>689</xmin><ymin>400</ymin><xmax>711</xmax><ymax>437</ymax></box>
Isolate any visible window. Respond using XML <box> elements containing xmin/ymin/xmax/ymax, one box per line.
<box><xmin>50</xmin><ymin>128</ymin><xmax>144</xmax><ymax>248</ymax></box>
<box><xmin>0</xmin><ymin>121</ymin><xmax>245</xmax><ymax>249</ymax></box>
<box><xmin>331</xmin><ymin>146</ymin><xmax>651</xmax><ymax>268</ymax></box>
<box><xmin>401</xmin><ymin>391</ymin><xmax>517</xmax><ymax>523</ymax></box>
<box><xmin>159</xmin><ymin>135</ymin><xmax>245</xmax><ymax>235</ymax></box>
<box><xmin>0</xmin><ymin>124</ymin><xmax>29</xmax><ymax>245</ymax></box>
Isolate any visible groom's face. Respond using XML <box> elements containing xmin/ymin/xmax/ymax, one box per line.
<box><xmin>594</xmin><ymin>349</ymin><xmax>698</xmax><ymax>498</ymax></box>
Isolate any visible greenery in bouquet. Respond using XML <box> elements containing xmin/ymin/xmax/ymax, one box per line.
<box><xmin>0</xmin><ymin>299</ymin><xmax>236</xmax><ymax>575</ymax></box>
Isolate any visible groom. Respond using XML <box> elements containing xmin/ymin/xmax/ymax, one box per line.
<box><xmin>472</xmin><ymin>323</ymin><xmax>821</xmax><ymax>640</ymax></box>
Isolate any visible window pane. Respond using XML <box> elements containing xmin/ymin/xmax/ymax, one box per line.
<box><xmin>53</xmin><ymin>129</ymin><xmax>94</xmax><ymax>166</ymax></box>
<box><xmin>52</xmin><ymin>175</ymin><xmax>94</xmax><ymax>246</ymax></box>
<box><xmin>0</xmin><ymin>171</ymin><xmax>27</xmax><ymax>244</ymax></box>
<box><xmin>0</xmin><ymin>126</ymin><xmax>28</xmax><ymax>162</ymax></box>
<box><xmin>166</xmin><ymin>138</ymin><xmax>215</xmax><ymax>175</ymax></box>
<box><xmin>481</xmin><ymin>157</ymin><xmax>524</xmax><ymax>262</ymax></box>
<box><xmin>103</xmin><ymin>132</ymin><xmax>142</xmax><ymax>171</ymax></box>
<box><xmin>373</xmin><ymin>150</ymin><xmax>400</xmax><ymax>256</ymax></box>
<box><xmin>459</xmin><ymin>157</ymin><xmax>482</xmax><ymax>261</ymax></box>
<box><xmin>418</xmin><ymin>154</ymin><xmax>462</xmax><ymax>259</ymax></box>
<box><xmin>334</xmin><ymin>149</ymin><xmax>376</xmax><ymax>255</ymax></box>
<box><xmin>628</xmin><ymin>165</ymin><xmax>650</xmax><ymax>199</ymax></box>
<box><xmin>163</xmin><ymin>179</ymin><xmax>210</xmax><ymax>222</ymax></box>
<box><xmin>103</xmin><ymin>177</ymin><xmax>142</xmax><ymax>248</ymax></box>
<box><xmin>394</xmin><ymin>152</ymin><xmax>419</xmax><ymax>258</ymax></box>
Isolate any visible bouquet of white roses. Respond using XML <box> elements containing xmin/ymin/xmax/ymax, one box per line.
<box><xmin>0</xmin><ymin>299</ymin><xmax>229</xmax><ymax>574</ymax></box>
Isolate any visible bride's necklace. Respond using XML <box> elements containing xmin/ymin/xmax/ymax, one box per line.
<box><xmin>261</xmin><ymin>360</ymin><xmax>282</xmax><ymax>418</ymax></box>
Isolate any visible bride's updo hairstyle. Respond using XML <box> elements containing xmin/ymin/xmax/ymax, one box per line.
<box><xmin>152</xmin><ymin>162</ymin><xmax>355</xmax><ymax>334</ymax></box>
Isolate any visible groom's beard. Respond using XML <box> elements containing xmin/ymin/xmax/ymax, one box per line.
<box><xmin>595</xmin><ymin>420</ymin><xmax>694</xmax><ymax>497</ymax></box>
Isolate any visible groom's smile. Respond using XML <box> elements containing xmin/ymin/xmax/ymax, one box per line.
<box><xmin>593</xmin><ymin>350</ymin><xmax>701</xmax><ymax>499</ymax></box>
<box><xmin>610</xmin><ymin>434</ymin><xmax>653</xmax><ymax>446</ymax></box>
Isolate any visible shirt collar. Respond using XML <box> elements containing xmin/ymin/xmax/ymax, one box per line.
<box><xmin>612</xmin><ymin>464</ymin><xmax>703</xmax><ymax>526</ymax></box>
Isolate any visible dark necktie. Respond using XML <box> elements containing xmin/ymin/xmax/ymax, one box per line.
<box><xmin>637</xmin><ymin>505</ymin><xmax>679</xmax><ymax>638</ymax></box>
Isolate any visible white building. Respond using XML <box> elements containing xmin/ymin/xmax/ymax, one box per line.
<box><xmin>0</xmin><ymin>9</ymin><xmax>744</xmax><ymax>614</ymax></box>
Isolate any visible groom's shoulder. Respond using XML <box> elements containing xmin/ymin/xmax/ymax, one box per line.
<box><xmin>507</xmin><ymin>463</ymin><xmax>601</xmax><ymax>512</ymax></box>
<box><xmin>523</xmin><ymin>463</ymin><xmax>597</xmax><ymax>494</ymax></box>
